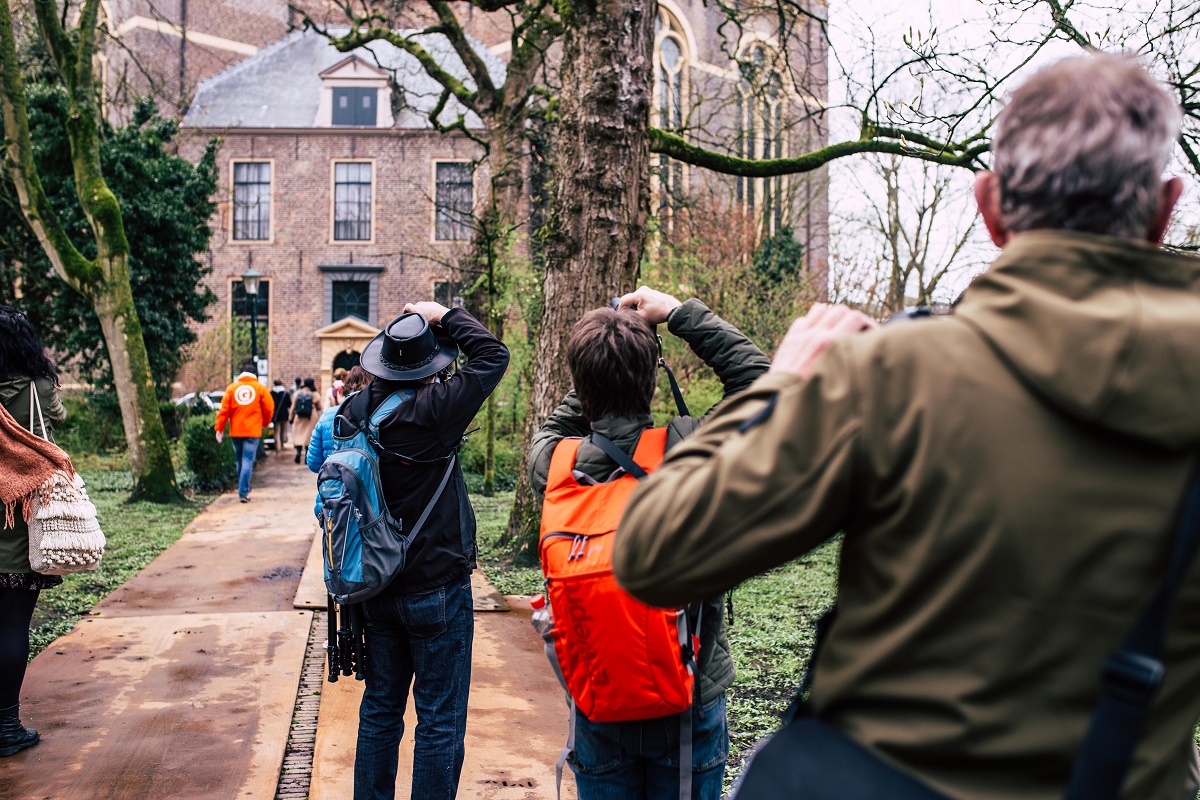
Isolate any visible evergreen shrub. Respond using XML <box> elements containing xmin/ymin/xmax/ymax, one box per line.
<box><xmin>460</xmin><ymin>432</ymin><xmax>521</xmax><ymax>491</ymax></box>
<box><xmin>56</xmin><ymin>394</ymin><xmax>125</xmax><ymax>454</ymax></box>
<box><xmin>183</xmin><ymin>413</ymin><xmax>236</xmax><ymax>491</ymax></box>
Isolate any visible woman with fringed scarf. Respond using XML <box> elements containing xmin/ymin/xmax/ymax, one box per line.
<box><xmin>0</xmin><ymin>306</ymin><xmax>67</xmax><ymax>757</ymax></box>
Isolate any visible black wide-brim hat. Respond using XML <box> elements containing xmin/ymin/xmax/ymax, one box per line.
<box><xmin>361</xmin><ymin>312</ymin><xmax>458</xmax><ymax>381</ymax></box>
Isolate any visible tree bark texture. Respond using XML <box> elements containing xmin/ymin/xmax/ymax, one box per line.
<box><xmin>0</xmin><ymin>0</ymin><xmax>182</xmax><ymax>501</ymax></box>
<box><xmin>506</xmin><ymin>0</ymin><xmax>656</xmax><ymax>549</ymax></box>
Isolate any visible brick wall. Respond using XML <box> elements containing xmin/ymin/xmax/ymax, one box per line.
<box><xmin>177</xmin><ymin>129</ymin><xmax>487</xmax><ymax>392</ymax></box>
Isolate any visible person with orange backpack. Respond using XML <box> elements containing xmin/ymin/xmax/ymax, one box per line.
<box><xmin>528</xmin><ymin>286</ymin><xmax>770</xmax><ymax>800</ymax></box>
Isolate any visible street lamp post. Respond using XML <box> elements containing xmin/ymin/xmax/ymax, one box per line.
<box><xmin>241</xmin><ymin>268</ymin><xmax>262</xmax><ymax>372</ymax></box>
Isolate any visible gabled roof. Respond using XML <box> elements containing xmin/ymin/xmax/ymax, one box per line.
<box><xmin>183</xmin><ymin>28</ymin><xmax>506</xmax><ymax>130</ymax></box>
<box><xmin>319</xmin><ymin>55</ymin><xmax>390</xmax><ymax>79</ymax></box>
<box><xmin>317</xmin><ymin>317</ymin><xmax>380</xmax><ymax>338</ymax></box>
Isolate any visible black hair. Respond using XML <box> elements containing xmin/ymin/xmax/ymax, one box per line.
<box><xmin>303</xmin><ymin>377</ymin><xmax>316</xmax><ymax>390</ymax></box>
<box><xmin>0</xmin><ymin>306</ymin><xmax>58</xmax><ymax>385</ymax></box>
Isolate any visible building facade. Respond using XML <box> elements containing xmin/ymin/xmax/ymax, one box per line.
<box><xmin>158</xmin><ymin>0</ymin><xmax>827</xmax><ymax>393</ymax></box>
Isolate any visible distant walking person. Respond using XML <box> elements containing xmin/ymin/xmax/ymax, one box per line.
<box><xmin>0</xmin><ymin>306</ymin><xmax>68</xmax><ymax>757</ymax></box>
<box><xmin>290</xmin><ymin>378</ymin><xmax>322</xmax><ymax>465</ymax></box>
<box><xmin>215</xmin><ymin>366</ymin><xmax>274</xmax><ymax>502</ymax></box>
<box><xmin>325</xmin><ymin>367</ymin><xmax>348</xmax><ymax>408</ymax></box>
<box><xmin>271</xmin><ymin>379</ymin><xmax>291</xmax><ymax>452</ymax></box>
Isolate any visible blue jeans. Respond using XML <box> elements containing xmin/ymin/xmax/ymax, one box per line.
<box><xmin>354</xmin><ymin>577</ymin><xmax>474</xmax><ymax>800</ymax></box>
<box><xmin>231</xmin><ymin>437</ymin><xmax>259</xmax><ymax>498</ymax></box>
<box><xmin>570</xmin><ymin>691</ymin><xmax>729</xmax><ymax>800</ymax></box>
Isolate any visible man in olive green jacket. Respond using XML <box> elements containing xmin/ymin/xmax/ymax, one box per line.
<box><xmin>616</xmin><ymin>55</ymin><xmax>1200</xmax><ymax>800</ymax></box>
<box><xmin>530</xmin><ymin>288</ymin><xmax>770</xmax><ymax>797</ymax></box>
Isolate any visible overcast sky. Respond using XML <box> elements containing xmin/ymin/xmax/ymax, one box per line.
<box><xmin>820</xmin><ymin>0</ymin><xmax>1197</xmax><ymax>304</ymax></box>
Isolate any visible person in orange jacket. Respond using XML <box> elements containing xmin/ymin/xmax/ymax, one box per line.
<box><xmin>214</xmin><ymin>367</ymin><xmax>275</xmax><ymax>502</ymax></box>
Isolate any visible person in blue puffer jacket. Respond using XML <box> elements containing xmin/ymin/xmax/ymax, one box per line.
<box><xmin>307</xmin><ymin>365</ymin><xmax>373</xmax><ymax>475</ymax></box>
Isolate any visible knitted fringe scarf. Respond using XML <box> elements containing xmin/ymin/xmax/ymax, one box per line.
<box><xmin>0</xmin><ymin>401</ymin><xmax>74</xmax><ymax>529</ymax></box>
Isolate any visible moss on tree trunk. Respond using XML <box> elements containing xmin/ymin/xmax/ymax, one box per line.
<box><xmin>0</xmin><ymin>0</ymin><xmax>182</xmax><ymax>502</ymax></box>
<box><xmin>505</xmin><ymin>0</ymin><xmax>656</xmax><ymax>551</ymax></box>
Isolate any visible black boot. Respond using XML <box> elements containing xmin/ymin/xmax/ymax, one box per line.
<box><xmin>0</xmin><ymin>704</ymin><xmax>39</xmax><ymax>757</ymax></box>
<box><xmin>294</xmin><ymin>446</ymin><xmax>302</xmax><ymax>464</ymax></box>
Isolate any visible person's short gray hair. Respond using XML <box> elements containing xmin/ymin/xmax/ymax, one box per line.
<box><xmin>993</xmin><ymin>54</ymin><xmax>1182</xmax><ymax>239</ymax></box>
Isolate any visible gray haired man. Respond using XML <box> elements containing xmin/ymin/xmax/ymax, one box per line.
<box><xmin>615</xmin><ymin>54</ymin><xmax>1200</xmax><ymax>799</ymax></box>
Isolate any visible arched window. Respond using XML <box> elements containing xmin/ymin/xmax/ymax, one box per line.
<box><xmin>736</xmin><ymin>44</ymin><xmax>788</xmax><ymax>234</ymax></box>
<box><xmin>655</xmin><ymin>8</ymin><xmax>688</xmax><ymax>219</ymax></box>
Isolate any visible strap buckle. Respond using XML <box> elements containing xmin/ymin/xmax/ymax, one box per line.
<box><xmin>1101</xmin><ymin>650</ymin><xmax>1164</xmax><ymax>704</ymax></box>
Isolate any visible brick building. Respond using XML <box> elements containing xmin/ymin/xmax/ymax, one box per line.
<box><xmin>162</xmin><ymin>1</ymin><xmax>828</xmax><ymax>393</ymax></box>
<box><xmin>177</xmin><ymin>30</ymin><xmax>504</xmax><ymax>390</ymax></box>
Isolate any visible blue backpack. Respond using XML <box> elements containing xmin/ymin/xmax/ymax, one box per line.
<box><xmin>317</xmin><ymin>389</ymin><xmax>456</xmax><ymax>604</ymax></box>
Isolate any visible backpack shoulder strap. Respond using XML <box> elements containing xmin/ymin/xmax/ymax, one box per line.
<box><xmin>631</xmin><ymin>426</ymin><xmax>669</xmax><ymax>471</ymax></box>
<box><xmin>546</xmin><ymin>437</ymin><xmax>585</xmax><ymax>493</ymax></box>
<box><xmin>367</xmin><ymin>389</ymin><xmax>415</xmax><ymax>437</ymax></box>
<box><xmin>333</xmin><ymin>389</ymin><xmax>372</xmax><ymax>440</ymax></box>
<box><xmin>590</xmin><ymin>432</ymin><xmax>647</xmax><ymax>479</ymax></box>
<box><xmin>589</xmin><ymin>427</ymin><xmax>670</xmax><ymax>481</ymax></box>
<box><xmin>1064</xmin><ymin>458</ymin><xmax>1200</xmax><ymax>799</ymax></box>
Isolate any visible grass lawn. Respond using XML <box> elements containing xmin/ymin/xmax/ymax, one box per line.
<box><xmin>471</xmin><ymin>486</ymin><xmax>840</xmax><ymax>790</ymax></box>
<box><xmin>28</xmin><ymin>455</ymin><xmax>219</xmax><ymax>658</ymax></box>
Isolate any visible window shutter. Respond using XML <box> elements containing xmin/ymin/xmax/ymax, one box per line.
<box><xmin>332</xmin><ymin>88</ymin><xmax>354</xmax><ymax>125</ymax></box>
<box><xmin>355</xmin><ymin>89</ymin><xmax>377</xmax><ymax>126</ymax></box>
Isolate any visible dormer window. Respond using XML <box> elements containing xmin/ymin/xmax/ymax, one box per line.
<box><xmin>318</xmin><ymin>57</ymin><xmax>391</xmax><ymax>128</ymax></box>
<box><xmin>333</xmin><ymin>87</ymin><xmax>377</xmax><ymax>126</ymax></box>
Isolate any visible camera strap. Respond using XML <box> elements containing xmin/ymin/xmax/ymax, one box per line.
<box><xmin>657</xmin><ymin>334</ymin><xmax>690</xmax><ymax>418</ymax></box>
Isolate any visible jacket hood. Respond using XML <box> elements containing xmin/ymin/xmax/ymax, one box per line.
<box><xmin>955</xmin><ymin>230</ymin><xmax>1200</xmax><ymax>448</ymax></box>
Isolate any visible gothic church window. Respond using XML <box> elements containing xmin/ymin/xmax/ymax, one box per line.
<box><xmin>736</xmin><ymin>45</ymin><xmax>788</xmax><ymax>235</ymax></box>
<box><xmin>654</xmin><ymin>8</ymin><xmax>688</xmax><ymax>219</ymax></box>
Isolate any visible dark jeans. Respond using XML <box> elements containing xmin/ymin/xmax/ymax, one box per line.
<box><xmin>570</xmin><ymin>692</ymin><xmax>729</xmax><ymax>800</ymax></box>
<box><xmin>354</xmin><ymin>577</ymin><xmax>473</xmax><ymax>800</ymax></box>
<box><xmin>231</xmin><ymin>437</ymin><xmax>259</xmax><ymax>497</ymax></box>
<box><xmin>0</xmin><ymin>589</ymin><xmax>39</xmax><ymax>709</ymax></box>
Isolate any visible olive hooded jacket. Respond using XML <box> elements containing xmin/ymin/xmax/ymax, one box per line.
<box><xmin>615</xmin><ymin>230</ymin><xmax>1200</xmax><ymax>799</ymax></box>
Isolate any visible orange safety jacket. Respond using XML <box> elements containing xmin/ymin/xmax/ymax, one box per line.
<box><xmin>215</xmin><ymin>373</ymin><xmax>275</xmax><ymax>438</ymax></box>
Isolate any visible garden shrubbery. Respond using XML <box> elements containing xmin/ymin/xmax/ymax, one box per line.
<box><xmin>55</xmin><ymin>393</ymin><xmax>126</xmax><ymax>454</ymax></box>
<box><xmin>460</xmin><ymin>430</ymin><xmax>522</xmax><ymax>491</ymax></box>
<box><xmin>183</xmin><ymin>412</ymin><xmax>236</xmax><ymax>491</ymax></box>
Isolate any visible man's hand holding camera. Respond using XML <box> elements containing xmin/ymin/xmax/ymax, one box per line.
<box><xmin>616</xmin><ymin>286</ymin><xmax>683</xmax><ymax>325</ymax></box>
<box><xmin>405</xmin><ymin>301</ymin><xmax>451</xmax><ymax>325</ymax></box>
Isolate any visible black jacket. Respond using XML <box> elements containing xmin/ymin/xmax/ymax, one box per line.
<box><xmin>271</xmin><ymin>387</ymin><xmax>291</xmax><ymax>422</ymax></box>
<box><xmin>348</xmin><ymin>308</ymin><xmax>509</xmax><ymax>595</ymax></box>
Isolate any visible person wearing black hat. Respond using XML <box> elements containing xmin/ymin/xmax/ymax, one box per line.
<box><xmin>347</xmin><ymin>300</ymin><xmax>509</xmax><ymax>800</ymax></box>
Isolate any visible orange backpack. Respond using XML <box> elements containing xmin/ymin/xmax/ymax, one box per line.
<box><xmin>539</xmin><ymin>427</ymin><xmax>699</xmax><ymax>723</ymax></box>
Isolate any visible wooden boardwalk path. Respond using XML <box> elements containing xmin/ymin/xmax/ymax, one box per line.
<box><xmin>0</xmin><ymin>455</ymin><xmax>575</xmax><ymax>800</ymax></box>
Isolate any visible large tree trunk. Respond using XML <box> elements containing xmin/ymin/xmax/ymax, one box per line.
<box><xmin>0</xmin><ymin>0</ymin><xmax>182</xmax><ymax>502</ymax></box>
<box><xmin>94</xmin><ymin>270</ymin><xmax>183</xmax><ymax>501</ymax></box>
<box><xmin>505</xmin><ymin>0</ymin><xmax>656</xmax><ymax>552</ymax></box>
